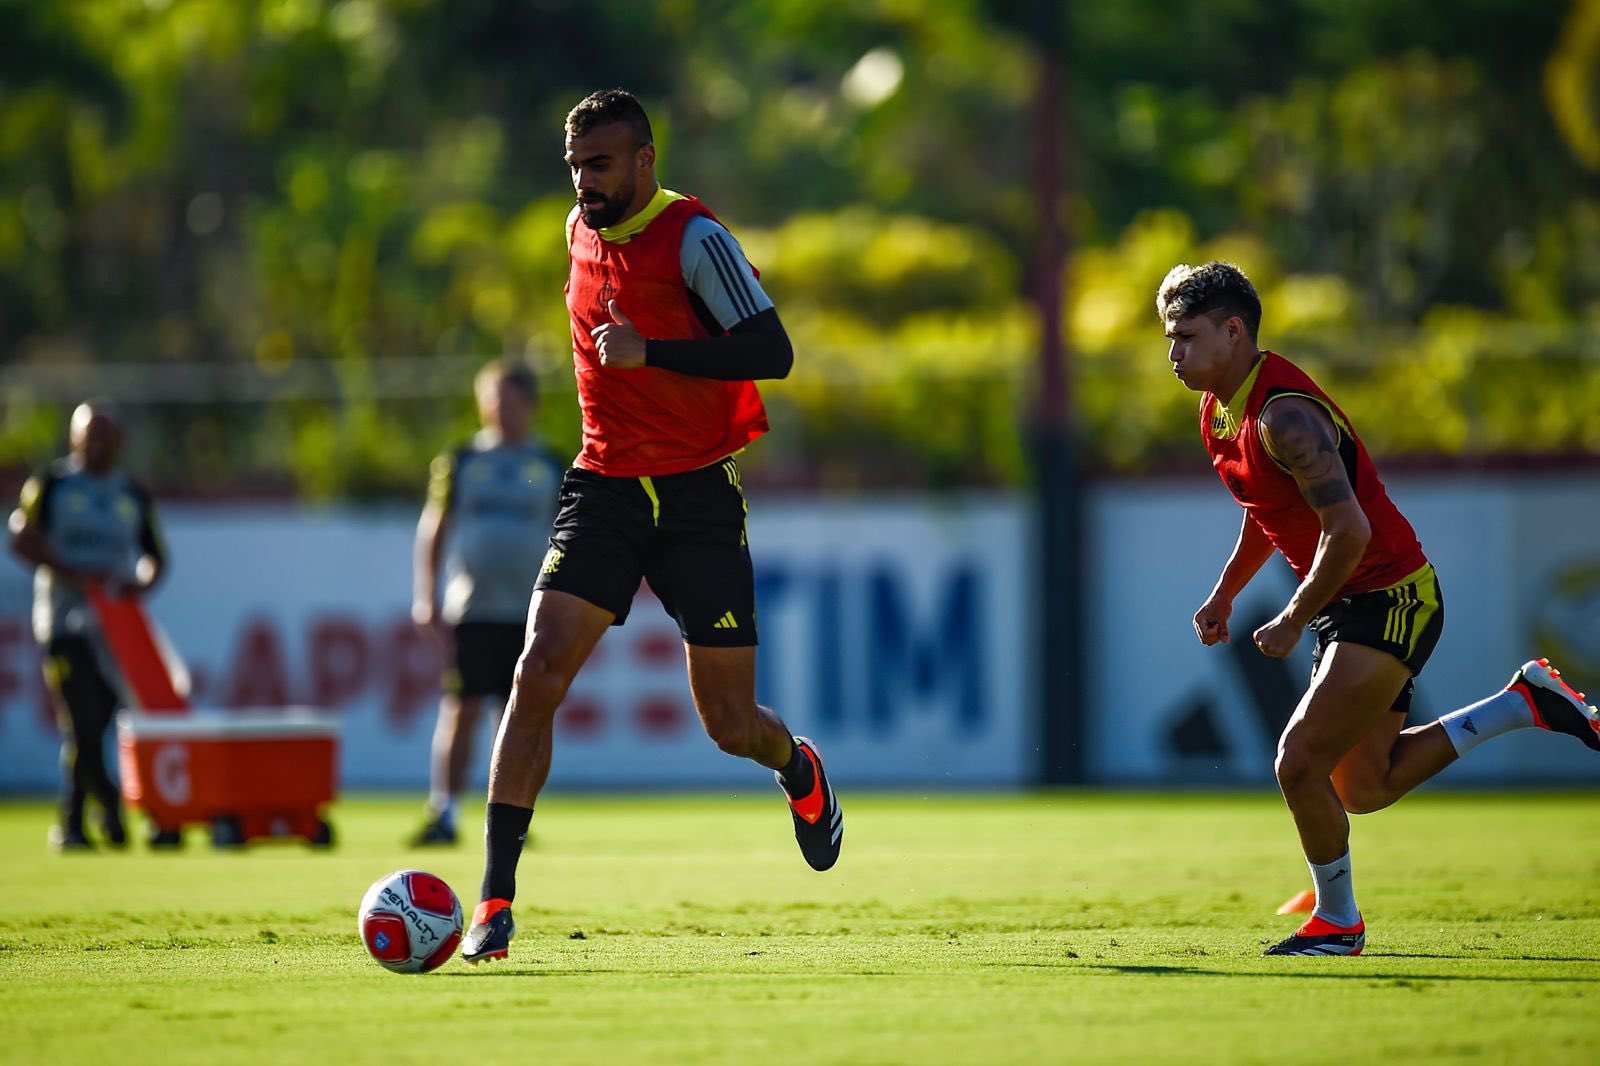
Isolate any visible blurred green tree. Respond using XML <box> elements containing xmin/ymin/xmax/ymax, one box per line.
<box><xmin>0</xmin><ymin>0</ymin><xmax>1594</xmax><ymax>498</ymax></box>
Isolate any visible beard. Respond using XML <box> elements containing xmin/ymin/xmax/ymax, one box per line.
<box><xmin>578</xmin><ymin>177</ymin><xmax>636</xmax><ymax>229</ymax></box>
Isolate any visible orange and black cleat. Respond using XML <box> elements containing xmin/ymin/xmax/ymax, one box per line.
<box><xmin>777</xmin><ymin>737</ymin><xmax>843</xmax><ymax>872</ymax></box>
<box><xmin>1510</xmin><ymin>658</ymin><xmax>1600</xmax><ymax>752</ymax></box>
<box><xmin>1264</xmin><ymin>915</ymin><xmax>1366</xmax><ymax>956</ymax></box>
<box><xmin>461</xmin><ymin>898</ymin><xmax>515</xmax><ymax>964</ymax></box>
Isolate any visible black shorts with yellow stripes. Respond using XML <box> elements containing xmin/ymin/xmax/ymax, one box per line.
<box><xmin>1308</xmin><ymin>562</ymin><xmax>1444</xmax><ymax>714</ymax></box>
<box><xmin>533</xmin><ymin>458</ymin><xmax>756</xmax><ymax>648</ymax></box>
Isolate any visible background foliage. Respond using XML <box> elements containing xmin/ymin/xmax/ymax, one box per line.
<box><xmin>1</xmin><ymin>0</ymin><xmax>1598</xmax><ymax>497</ymax></box>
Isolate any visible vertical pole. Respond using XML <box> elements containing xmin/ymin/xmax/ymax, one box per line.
<box><xmin>1029</xmin><ymin>5</ymin><xmax>1082</xmax><ymax>784</ymax></box>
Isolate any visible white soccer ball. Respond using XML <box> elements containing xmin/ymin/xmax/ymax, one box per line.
<box><xmin>357</xmin><ymin>869</ymin><xmax>464</xmax><ymax>974</ymax></box>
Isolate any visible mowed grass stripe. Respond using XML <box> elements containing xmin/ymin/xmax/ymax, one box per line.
<box><xmin>0</xmin><ymin>792</ymin><xmax>1596</xmax><ymax>1065</ymax></box>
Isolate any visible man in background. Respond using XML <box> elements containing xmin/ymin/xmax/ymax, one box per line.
<box><xmin>8</xmin><ymin>401</ymin><xmax>166</xmax><ymax>851</ymax></box>
<box><xmin>410</xmin><ymin>360</ymin><xmax>563</xmax><ymax>846</ymax></box>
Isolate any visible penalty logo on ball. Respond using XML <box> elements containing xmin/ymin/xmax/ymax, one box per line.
<box><xmin>357</xmin><ymin>870</ymin><xmax>463</xmax><ymax>974</ymax></box>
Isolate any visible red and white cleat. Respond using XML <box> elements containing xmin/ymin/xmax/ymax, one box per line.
<box><xmin>1510</xmin><ymin>658</ymin><xmax>1600</xmax><ymax>752</ymax></box>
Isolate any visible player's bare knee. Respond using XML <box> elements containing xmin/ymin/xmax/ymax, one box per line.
<box><xmin>704</xmin><ymin>714</ymin><xmax>755</xmax><ymax>758</ymax></box>
<box><xmin>1273</xmin><ymin>745</ymin><xmax>1320</xmax><ymax>795</ymax></box>
<box><xmin>508</xmin><ymin>652</ymin><xmax>568</xmax><ymax>718</ymax></box>
<box><xmin>708</xmin><ymin>722</ymin><xmax>753</xmax><ymax>759</ymax></box>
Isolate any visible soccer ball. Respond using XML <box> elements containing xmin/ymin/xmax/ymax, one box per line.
<box><xmin>357</xmin><ymin>869</ymin><xmax>464</xmax><ymax>974</ymax></box>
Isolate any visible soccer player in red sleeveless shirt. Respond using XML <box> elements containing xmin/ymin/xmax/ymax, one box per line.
<box><xmin>1158</xmin><ymin>262</ymin><xmax>1599</xmax><ymax>957</ymax></box>
<box><xmin>460</xmin><ymin>90</ymin><xmax>842</xmax><ymax>964</ymax></box>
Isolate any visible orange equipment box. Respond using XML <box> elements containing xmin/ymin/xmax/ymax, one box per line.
<box><xmin>117</xmin><ymin>710</ymin><xmax>339</xmax><ymax>847</ymax></box>
<box><xmin>90</xmin><ymin>584</ymin><xmax>340</xmax><ymax>848</ymax></box>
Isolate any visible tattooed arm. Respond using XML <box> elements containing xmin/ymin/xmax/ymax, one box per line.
<box><xmin>1251</xmin><ymin>397</ymin><xmax>1372</xmax><ymax>656</ymax></box>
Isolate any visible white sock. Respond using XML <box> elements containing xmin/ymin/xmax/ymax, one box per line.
<box><xmin>1438</xmin><ymin>688</ymin><xmax>1535</xmax><ymax>757</ymax></box>
<box><xmin>429</xmin><ymin>794</ymin><xmax>456</xmax><ymax>826</ymax></box>
<box><xmin>1308</xmin><ymin>851</ymin><xmax>1360</xmax><ymax>928</ymax></box>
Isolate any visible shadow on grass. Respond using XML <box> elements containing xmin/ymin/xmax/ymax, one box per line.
<box><xmin>431</xmin><ymin>967</ymin><xmax>916</xmax><ymax>978</ymax></box>
<box><xmin>1079</xmin><ymin>961</ymin><xmax>1598</xmax><ymax>982</ymax></box>
<box><xmin>1372</xmin><ymin>953</ymin><xmax>1600</xmax><ymax>963</ymax></box>
<box><xmin>432</xmin><ymin>956</ymin><xmax>1600</xmax><ymax>983</ymax></box>
<box><xmin>435</xmin><ymin>969</ymin><xmax>617</xmax><ymax>978</ymax></box>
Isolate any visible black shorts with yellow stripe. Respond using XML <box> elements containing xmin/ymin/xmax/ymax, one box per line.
<box><xmin>533</xmin><ymin>457</ymin><xmax>756</xmax><ymax>648</ymax></box>
<box><xmin>1307</xmin><ymin>562</ymin><xmax>1444</xmax><ymax>714</ymax></box>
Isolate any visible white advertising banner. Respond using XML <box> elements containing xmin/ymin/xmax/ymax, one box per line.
<box><xmin>0</xmin><ymin>497</ymin><xmax>1035</xmax><ymax>792</ymax></box>
<box><xmin>2</xmin><ymin>475</ymin><xmax>1596</xmax><ymax>794</ymax></box>
<box><xmin>1086</xmin><ymin>473</ymin><xmax>1600</xmax><ymax>785</ymax></box>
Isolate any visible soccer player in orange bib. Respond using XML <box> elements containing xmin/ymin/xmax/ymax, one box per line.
<box><xmin>1157</xmin><ymin>262</ymin><xmax>1599</xmax><ymax>956</ymax></box>
<box><xmin>460</xmin><ymin>90</ymin><xmax>842</xmax><ymax>964</ymax></box>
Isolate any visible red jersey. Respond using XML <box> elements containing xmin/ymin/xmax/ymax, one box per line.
<box><xmin>1200</xmin><ymin>351</ymin><xmax>1426</xmax><ymax>597</ymax></box>
<box><xmin>565</xmin><ymin>194</ymin><xmax>769</xmax><ymax>477</ymax></box>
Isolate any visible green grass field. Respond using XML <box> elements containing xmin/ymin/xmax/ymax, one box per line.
<box><xmin>1</xmin><ymin>791</ymin><xmax>1597</xmax><ymax>1065</ymax></box>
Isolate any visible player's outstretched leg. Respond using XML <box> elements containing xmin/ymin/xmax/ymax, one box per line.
<box><xmin>775</xmin><ymin>736</ymin><xmax>843</xmax><ymax>872</ymax></box>
<box><xmin>686</xmin><ymin>646</ymin><xmax>845</xmax><ymax>872</ymax></box>
<box><xmin>1509</xmin><ymin>659</ymin><xmax>1600</xmax><ymax>751</ymax></box>
<box><xmin>460</xmin><ymin>591</ymin><xmax>606</xmax><ymax>966</ymax></box>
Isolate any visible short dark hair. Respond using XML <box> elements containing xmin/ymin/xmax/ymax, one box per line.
<box><xmin>476</xmin><ymin>358</ymin><xmax>538</xmax><ymax>401</ymax></box>
<box><xmin>565</xmin><ymin>89</ymin><xmax>653</xmax><ymax>147</ymax></box>
<box><xmin>1156</xmin><ymin>261</ymin><xmax>1262</xmax><ymax>339</ymax></box>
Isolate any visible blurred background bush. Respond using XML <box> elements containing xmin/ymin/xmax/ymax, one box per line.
<box><xmin>2</xmin><ymin>0</ymin><xmax>1598</xmax><ymax>499</ymax></box>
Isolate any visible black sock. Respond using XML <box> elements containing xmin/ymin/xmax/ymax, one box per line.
<box><xmin>776</xmin><ymin>739</ymin><xmax>815</xmax><ymax>800</ymax></box>
<box><xmin>481</xmin><ymin>802</ymin><xmax>533</xmax><ymax>904</ymax></box>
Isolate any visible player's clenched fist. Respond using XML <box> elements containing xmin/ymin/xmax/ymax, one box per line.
<box><xmin>591</xmin><ymin>299</ymin><xmax>647</xmax><ymax>368</ymax></box>
<box><xmin>1193</xmin><ymin>595</ymin><xmax>1232</xmax><ymax>646</ymax></box>
<box><xmin>1251</xmin><ymin>612</ymin><xmax>1303</xmax><ymax>658</ymax></box>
